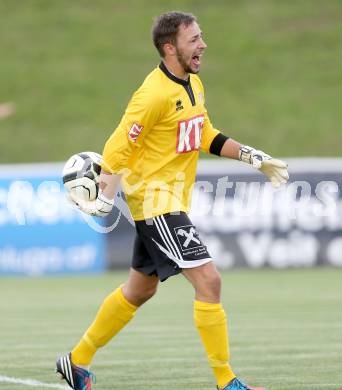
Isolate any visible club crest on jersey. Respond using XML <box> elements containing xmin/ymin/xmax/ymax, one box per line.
<box><xmin>128</xmin><ymin>123</ymin><xmax>143</xmax><ymax>143</ymax></box>
<box><xmin>176</xmin><ymin>114</ymin><xmax>204</xmax><ymax>153</ymax></box>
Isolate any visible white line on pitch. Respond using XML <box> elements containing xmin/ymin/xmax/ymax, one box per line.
<box><xmin>0</xmin><ymin>375</ymin><xmax>69</xmax><ymax>389</ymax></box>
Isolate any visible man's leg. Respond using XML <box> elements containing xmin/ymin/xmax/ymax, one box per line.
<box><xmin>71</xmin><ymin>268</ymin><xmax>159</xmax><ymax>367</ymax></box>
<box><xmin>182</xmin><ymin>261</ymin><xmax>236</xmax><ymax>390</ymax></box>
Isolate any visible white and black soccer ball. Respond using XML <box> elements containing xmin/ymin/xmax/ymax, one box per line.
<box><xmin>62</xmin><ymin>151</ymin><xmax>102</xmax><ymax>201</ymax></box>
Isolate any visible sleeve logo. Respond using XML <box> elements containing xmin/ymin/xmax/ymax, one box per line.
<box><xmin>176</xmin><ymin>114</ymin><xmax>204</xmax><ymax>153</ymax></box>
<box><xmin>128</xmin><ymin>123</ymin><xmax>144</xmax><ymax>142</ymax></box>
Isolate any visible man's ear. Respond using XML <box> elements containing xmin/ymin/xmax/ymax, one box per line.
<box><xmin>163</xmin><ymin>43</ymin><xmax>176</xmax><ymax>57</ymax></box>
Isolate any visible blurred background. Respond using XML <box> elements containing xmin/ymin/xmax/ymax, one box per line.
<box><xmin>0</xmin><ymin>2</ymin><xmax>342</xmax><ymax>389</ymax></box>
<box><xmin>1</xmin><ymin>0</ymin><xmax>342</xmax><ymax>274</ymax></box>
<box><xmin>1</xmin><ymin>0</ymin><xmax>341</xmax><ymax>162</ymax></box>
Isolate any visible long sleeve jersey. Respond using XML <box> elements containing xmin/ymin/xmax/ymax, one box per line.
<box><xmin>102</xmin><ymin>62</ymin><xmax>222</xmax><ymax>221</ymax></box>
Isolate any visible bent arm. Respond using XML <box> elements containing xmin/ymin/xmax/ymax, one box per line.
<box><xmin>68</xmin><ymin>170</ymin><xmax>121</xmax><ymax>217</ymax></box>
<box><xmin>98</xmin><ymin>169</ymin><xmax>122</xmax><ymax>200</ymax></box>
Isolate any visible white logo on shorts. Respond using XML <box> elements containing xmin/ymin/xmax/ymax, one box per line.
<box><xmin>175</xmin><ymin>225</ymin><xmax>203</xmax><ymax>250</ymax></box>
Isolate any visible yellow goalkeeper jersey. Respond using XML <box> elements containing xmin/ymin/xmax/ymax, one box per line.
<box><xmin>102</xmin><ymin>62</ymin><xmax>221</xmax><ymax>221</ymax></box>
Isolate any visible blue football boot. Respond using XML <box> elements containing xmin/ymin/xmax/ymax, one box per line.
<box><xmin>56</xmin><ymin>353</ymin><xmax>96</xmax><ymax>390</ymax></box>
<box><xmin>219</xmin><ymin>377</ymin><xmax>265</xmax><ymax>390</ymax></box>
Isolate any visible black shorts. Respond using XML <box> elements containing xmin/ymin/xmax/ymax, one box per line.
<box><xmin>132</xmin><ymin>212</ymin><xmax>212</xmax><ymax>282</ymax></box>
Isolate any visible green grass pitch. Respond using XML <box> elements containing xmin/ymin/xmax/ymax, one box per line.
<box><xmin>1</xmin><ymin>268</ymin><xmax>342</xmax><ymax>390</ymax></box>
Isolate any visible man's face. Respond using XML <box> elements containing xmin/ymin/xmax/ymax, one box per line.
<box><xmin>174</xmin><ymin>22</ymin><xmax>207</xmax><ymax>74</ymax></box>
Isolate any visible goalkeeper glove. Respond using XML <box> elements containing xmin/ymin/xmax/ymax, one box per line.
<box><xmin>239</xmin><ymin>145</ymin><xmax>289</xmax><ymax>188</ymax></box>
<box><xmin>67</xmin><ymin>190</ymin><xmax>114</xmax><ymax>217</ymax></box>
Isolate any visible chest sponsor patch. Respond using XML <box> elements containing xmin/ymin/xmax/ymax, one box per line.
<box><xmin>176</xmin><ymin>114</ymin><xmax>204</xmax><ymax>153</ymax></box>
<box><xmin>128</xmin><ymin>123</ymin><xmax>143</xmax><ymax>142</ymax></box>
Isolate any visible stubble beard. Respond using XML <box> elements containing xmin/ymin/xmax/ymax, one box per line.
<box><xmin>176</xmin><ymin>48</ymin><xmax>199</xmax><ymax>75</ymax></box>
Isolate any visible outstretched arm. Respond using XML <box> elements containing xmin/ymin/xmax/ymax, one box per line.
<box><xmin>219</xmin><ymin>138</ymin><xmax>241</xmax><ymax>160</ymax></box>
<box><xmin>219</xmin><ymin>137</ymin><xmax>289</xmax><ymax>188</ymax></box>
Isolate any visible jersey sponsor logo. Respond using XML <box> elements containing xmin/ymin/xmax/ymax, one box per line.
<box><xmin>175</xmin><ymin>225</ymin><xmax>204</xmax><ymax>251</ymax></box>
<box><xmin>128</xmin><ymin>123</ymin><xmax>143</xmax><ymax>142</ymax></box>
<box><xmin>176</xmin><ymin>114</ymin><xmax>204</xmax><ymax>153</ymax></box>
<box><xmin>176</xmin><ymin>99</ymin><xmax>184</xmax><ymax>111</ymax></box>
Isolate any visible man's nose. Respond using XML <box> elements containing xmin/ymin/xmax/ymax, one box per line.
<box><xmin>199</xmin><ymin>38</ymin><xmax>207</xmax><ymax>49</ymax></box>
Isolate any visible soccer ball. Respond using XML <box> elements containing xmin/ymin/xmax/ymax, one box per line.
<box><xmin>62</xmin><ymin>151</ymin><xmax>102</xmax><ymax>201</ymax></box>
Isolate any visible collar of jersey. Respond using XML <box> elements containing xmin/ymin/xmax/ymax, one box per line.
<box><xmin>159</xmin><ymin>61</ymin><xmax>190</xmax><ymax>86</ymax></box>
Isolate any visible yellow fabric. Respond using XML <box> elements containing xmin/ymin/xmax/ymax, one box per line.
<box><xmin>71</xmin><ymin>286</ymin><xmax>137</xmax><ymax>366</ymax></box>
<box><xmin>102</xmin><ymin>65</ymin><xmax>220</xmax><ymax>220</ymax></box>
<box><xmin>194</xmin><ymin>300</ymin><xmax>236</xmax><ymax>389</ymax></box>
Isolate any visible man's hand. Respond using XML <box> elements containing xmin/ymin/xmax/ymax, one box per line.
<box><xmin>259</xmin><ymin>158</ymin><xmax>289</xmax><ymax>188</ymax></box>
<box><xmin>68</xmin><ymin>190</ymin><xmax>114</xmax><ymax>217</ymax></box>
<box><xmin>239</xmin><ymin>145</ymin><xmax>289</xmax><ymax>188</ymax></box>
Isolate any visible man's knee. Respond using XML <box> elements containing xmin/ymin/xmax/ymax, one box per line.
<box><xmin>123</xmin><ymin>282</ymin><xmax>158</xmax><ymax>307</ymax></box>
<box><xmin>201</xmin><ymin>270</ymin><xmax>221</xmax><ymax>299</ymax></box>
<box><xmin>140</xmin><ymin>283</ymin><xmax>158</xmax><ymax>301</ymax></box>
<box><xmin>183</xmin><ymin>263</ymin><xmax>222</xmax><ymax>302</ymax></box>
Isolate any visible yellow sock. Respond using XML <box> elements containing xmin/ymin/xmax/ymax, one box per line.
<box><xmin>71</xmin><ymin>285</ymin><xmax>137</xmax><ymax>366</ymax></box>
<box><xmin>194</xmin><ymin>300</ymin><xmax>236</xmax><ymax>389</ymax></box>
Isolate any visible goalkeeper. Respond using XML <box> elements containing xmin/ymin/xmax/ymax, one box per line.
<box><xmin>56</xmin><ymin>11</ymin><xmax>288</xmax><ymax>390</ymax></box>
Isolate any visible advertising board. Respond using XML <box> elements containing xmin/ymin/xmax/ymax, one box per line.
<box><xmin>0</xmin><ymin>164</ymin><xmax>105</xmax><ymax>275</ymax></box>
<box><xmin>106</xmin><ymin>159</ymin><xmax>342</xmax><ymax>269</ymax></box>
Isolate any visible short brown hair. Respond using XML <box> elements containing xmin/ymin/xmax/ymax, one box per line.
<box><xmin>152</xmin><ymin>11</ymin><xmax>197</xmax><ymax>57</ymax></box>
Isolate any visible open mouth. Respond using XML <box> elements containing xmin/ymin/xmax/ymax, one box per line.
<box><xmin>191</xmin><ymin>54</ymin><xmax>201</xmax><ymax>67</ymax></box>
